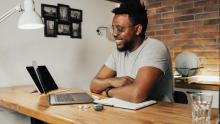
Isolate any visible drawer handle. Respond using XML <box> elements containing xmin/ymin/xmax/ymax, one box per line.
<box><xmin>186</xmin><ymin>91</ymin><xmax>202</xmax><ymax>94</ymax></box>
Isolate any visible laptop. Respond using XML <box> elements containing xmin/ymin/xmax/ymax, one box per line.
<box><xmin>26</xmin><ymin>66</ymin><xmax>58</xmax><ymax>94</ymax></box>
<box><xmin>32</xmin><ymin>61</ymin><xmax>94</xmax><ymax>105</ymax></box>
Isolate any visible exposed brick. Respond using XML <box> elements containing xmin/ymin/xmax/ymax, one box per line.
<box><xmin>174</xmin><ymin>3</ymin><xmax>193</xmax><ymax>10</ymax></box>
<box><xmin>195</xmin><ymin>12</ymin><xmax>218</xmax><ymax>20</ymax></box>
<box><xmin>204</xmin><ymin>5</ymin><xmax>220</xmax><ymax>12</ymax></box>
<box><xmin>194</xmin><ymin>39</ymin><xmax>216</xmax><ymax>45</ymax></box>
<box><xmin>145</xmin><ymin>3</ymin><xmax>161</xmax><ymax>10</ymax></box>
<box><xmin>162</xmin><ymin>0</ymin><xmax>180</xmax><ymax>6</ymax></box>
<box><xmin>181</xmin><ymin>0</ymin><xmax>197</xmax><ymax>3</ymax></box>
<box><xmin>151</xmin><ymin>36</ymin><xmax>161</xmax><ymax>41</ymax></box>
<box><xmin>156</xmin><ymin>6</ymin><xmax>173</xmax><ymax>13</ymax></box>
<box><xmin>162</xmin><ymin>35</ymin><xmax>181</xmax><ymax>41</ymax></box>
<box><xmin>203</xmin><ymin>71</ymin><xmax>220</xmax><ymax>76</ymax></box>
<box><xmin>199</xmin><ymin>58</ymin><xmax>203</xmax><ymax>64</ymax></box>
<box><xmin>162</xmin><ymin>11</ymin><xmax>181</xmax><ymax>18</ymax></box>
<box><xmin>202</xmin><ymin>64</ymin><xmax>218</xmax><ymax>70</ymax></box>
<box><xmin>172</xmin><ymin>58</ymin><xmax>176</xmax><ymax>63</ymax></box>
<box><xmin>174</xmin><ymin>40</ymin><xmax>193</xmax><ymax>46</ymax></box>
<box><xmin>182</xmin><ymin>46</ymin><xmax>203</xmax><ymax>51</ymax></box>
<box><xmin>142</xmin><ymin>0</ymin><xmax>154</xmax><ymax>4</ymax></box>
<box><xmin>204</xmin><ymin>58</ymin><xmax>220</xmax><ymax>64</ymax></box>
<box><xmin>195</xmin><ymin>25</ymin><xmax>218</xmax><ymax>32</ymax></box>
<box><xmin>156</xmin><ymin>30</ymin><xmax>173</xmax><ymax>35</ymax></box>
<box><xmin>163</xmin><ymin>23</ymin><xmax>180</xmax><ymax>29</ymax></box>
<box><xmin>170</xmin><ymin>52</ymin><xmax>174</xmax><ymax>57</ymax></box>
<box><xmin>156</xmin><ymin>18</ymin><xmax>173</xmax><ymax>24</ymax></box>
<box><xmin>147</xmin><ymin>9</ymin><xmax>155</xmax><ymax>15</ymax></box>
<box><xmin>182</xmin><ymin>20</ymin><xmax>202</xmax><ymax>27</ymax></box>
<box><xmin>204</xmin><ymin>32</ymin><xmax>220</xmax><ymax>38</ymax></box>
<box><xmin>194</xmin><ymin>0</ymin><xmax>217</xmax><ymax>7</ymax></box>
<box><xmin>182</xmin><ymin>33</ymin><xmax>202</xmax><ymax>39</ymax></box>
<box><xmin>148</xmin><ymin>14</ymin><xmax>161</xmax><ymax>20</ymax></box>
<box><xmin>203</xmin><ymin>19</ymin><xmax>220</xmax><ymax>25</ymax></box>
<box><xmin>147</xmin><ymin>25</ymin><xmax>162</xmax><ymax>31</ymax></box>
<box><xmin>174</xmin><ymin>27</ymin><xmax>194</xmax><ymax>34</ymax></box>
<box><xmin>204</xmin><ymin>45</ymin><xmax>220</xmax><ymax>51</ymax></box>
<box><xmin>145</xmin><ymin>31</ymin><xmax>155</xmax><ymax>36</ymax></box>
<box><xmin>155</xmin><ymin>0</ymin><xmax>167</xmax><ymax>2</ymax></box>
<box><xmin>163</xmin><ymin>41</ymin><xmax>173</xmax><ymax>46</ymax></box>
<box><xmin>194</xmin><ymin>52</ymin><xmax>218</xmax><ymax>57</ymax></box>
<box><xmin>174</xmin><ymin>15</ymin><xmax>194</xmax><ymax>22</ymax></box>
<box><xmin>168</xmin><ymin>46</ymin><xmax>181</xmax><ymax>52</ymax></box>
<box><xmin>219</xmin><ymin>0</ymin><xmax>220</xmax><ymax>3</ymax></box>
<box><xmin>148</xmin><ymin>20</ymin><xmax>155</xmax><ymax>25</ymax></box>
<box><xmin>174</xmin><ymin>52</ymin><xmax>181</xmax><ymax>57</ymax></box>
<box><xmin>182</xmin><ymin>8</ymin><xmax>202</xmax><ymax>15</ymax></box>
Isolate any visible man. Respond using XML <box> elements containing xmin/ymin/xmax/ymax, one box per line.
<box><xmin>90</xmin><ymin>1</ymin><xmax>174</xmax><ymax>103</ymax></box>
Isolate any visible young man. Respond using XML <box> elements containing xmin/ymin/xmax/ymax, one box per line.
<box><xmin>90</xmin><ymin>1</ymin><xmax>174</xmax><ymax>103</ymax></box>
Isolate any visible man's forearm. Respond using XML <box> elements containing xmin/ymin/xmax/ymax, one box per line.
<box><xmin>108</xmin><ymin>83</ymin><xmax>147</xmax><ymax>103</ymax></box>
<box><xmin>90</xmin><ymin>77</ymin><xmax>113</xmax><ymax>94</ymax></box>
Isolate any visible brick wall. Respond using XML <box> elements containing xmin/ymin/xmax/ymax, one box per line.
<box><xmin>143</xmin><ymin>0</ymin><xmax>220</xmax><ymax>76</ymax></box>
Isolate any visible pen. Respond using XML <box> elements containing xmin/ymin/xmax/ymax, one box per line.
<box><xmin>92</xmin><ymin>95</ymin><xmax>100</xmax><ymax>100</ymax></box>
<box><xmin>55</xmin><ymin>89</ymin><xmax>70</xmax><ymax>93</ymax></box>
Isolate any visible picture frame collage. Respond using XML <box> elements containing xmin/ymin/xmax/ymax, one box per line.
<box><xmin>42</xmin><ymin>3</ymin><xmax>82</xmax><ymax>38</ymax></box>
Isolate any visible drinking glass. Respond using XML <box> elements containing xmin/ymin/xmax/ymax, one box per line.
<box><xmin>190</xmin><ymin>93</ymin><xmax>213</xmax><ymax>121</ymax></box>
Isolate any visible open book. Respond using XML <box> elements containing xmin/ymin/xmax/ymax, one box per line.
<box><xmin>94</xmin><ymin>98</ymin><xmax>156</xmax><ymax>110</ymax></box>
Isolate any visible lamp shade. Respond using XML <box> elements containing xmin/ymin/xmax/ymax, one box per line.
<box><xmin>17</xmin><ymin>0</ymin><xmax>44</xmax><ymax>29</ymax></box>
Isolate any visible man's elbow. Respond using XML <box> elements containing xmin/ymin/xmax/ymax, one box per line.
<box><xmin>130</xmin><ymin>92</ymin><xmax>147</xmax><ymax>103</ymax></box>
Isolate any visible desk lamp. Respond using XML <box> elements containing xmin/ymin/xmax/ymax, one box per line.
<box><xmin>0</xmin><ymin>0</ymin><xmax>44</xmax><ymax>29</ymax></box>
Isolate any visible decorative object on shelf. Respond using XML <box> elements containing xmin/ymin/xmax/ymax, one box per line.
<box><xmin>41</xmin><ymin>4</ymin><xmax>57</xmax><ymax>18</ymax></box>
<box><xmin>57</xmin><ymin>4</ymin><xmax>70</xmax><ymax>23</ymax></box>
<box><xmin>96</xmin><ymin>26</ymin><xmax>106</xmax><ymax>35</ymax></box>
<box><xmin>70</xmin><ymin>21</ymin><xmax>81</xmax><ymax>38</ymax></box>
<box><xmin>0</xmin><ymin>0</ymin><xmax>44</xmax><ymax>29</ymax></box>
<box><xmin>44</xmin><ymin>18</ymin><xmax>56</xmax><ymax>37</ymax></box>
<box><xmin>70</xmin><ymin>8</ymin><xmax>82</xmax><ymax>22</ymax></box>
<box><xmin>57</xmin><ymin>23</ymin><xmax>70</xmax><ymax>35</ymax></box>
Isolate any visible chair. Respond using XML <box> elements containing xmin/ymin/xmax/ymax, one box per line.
<box><xmin>174</xmin><ymin>91</ymin><xmax>188</xmax><ymax>104</ymax></box>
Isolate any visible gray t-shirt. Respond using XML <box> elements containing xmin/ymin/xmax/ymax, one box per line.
<box><xmin>105</xmin><ymin>37</ymin><xmax>174</xmax><ymax>102</ymax></box>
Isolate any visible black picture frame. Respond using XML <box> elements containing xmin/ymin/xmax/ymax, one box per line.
<box><xmin>44</xmin><ymin>18</ymin><xmax>57</xmax><ymax>37</ymax></box>
<box><xmin>56</xmin><ymin>22</ymin><xmax>70</xmax><ymax>35</ymax></box>
<box><xmin>70</xmin><ymin>21</ymin><xmax>81</xmax><ymax>38</ymax></box>
<box><xmin>57</xmin><ymin>4</ymin><xmax>70</xmax><ymax>23</ymax></box>
<box><xmin>70</xmin><ymin>8</ymin><xmax>83</xmax><ymax>22</ymax></box>
<box><xmin>41</xmin><ymin>4</ymin><xmax>57</xmax><ymax>18</ymax></box>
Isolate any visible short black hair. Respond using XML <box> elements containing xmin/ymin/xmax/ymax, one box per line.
<box><xmin>112</xmin><ymin>0</ymin><xmax>148</xmax><ymax>36</ymax></box>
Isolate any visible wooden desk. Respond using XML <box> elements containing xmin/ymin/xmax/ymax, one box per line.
<box><xmin>0</xmin><ymin>85</ymin><xmax>219</xmax><ymax>124</ymax></box>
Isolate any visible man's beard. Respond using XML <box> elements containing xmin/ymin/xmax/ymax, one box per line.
<box><xmin>117</xmin><ymin>40</ymin><xmax>133</xmax><ymax>52</ymax></box>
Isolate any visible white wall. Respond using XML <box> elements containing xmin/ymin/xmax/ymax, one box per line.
<box><xmin>0</xmin><ymin>0</ymin><xmax>118</xmax><ymax>123</ymax></box>
<box><xmin>0</xmin><ymin>0</ymin><xmax>118</xmax><ymax>91</ymax></box>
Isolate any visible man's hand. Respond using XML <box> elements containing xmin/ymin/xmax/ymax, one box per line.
<box><xmin>110</xmin><ymin>76</ymin><xmax>134</xmax><ymax>88</ymax></box>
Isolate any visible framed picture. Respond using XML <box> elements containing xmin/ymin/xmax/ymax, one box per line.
<box><xmin>70</xmin><ymin>22</ymin><xmax>81</xmax><ymax>38</ymax></box>
<box><xmin>70</xmin><ymin>8</ymin><xmax>82</xmax><ymax>22</ymax></box>
<box><xmin>57</xmin><ymin>23</ymin><xmax>70</xmax><ymax>35</ymax></box>
<box><xmin>41</xmin><ymin>4</ymin><xmax>57</xmax><ymax>18</ymax></box>
<box><xmin>57</xmin><ymin>4</ymin><xmax>70</xmax><ymax>23</ymax></box>
<box><xmin>44</xmin><ymin>18</ymin><xmax>56</xmax><ymax>37</ymax></box>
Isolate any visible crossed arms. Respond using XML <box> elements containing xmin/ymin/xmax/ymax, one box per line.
<box><xmin>90</xmin><ymin>65</ymin><xmax>163</xmax><ymax>103</ymax></box>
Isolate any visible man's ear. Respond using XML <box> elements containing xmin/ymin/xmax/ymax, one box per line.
<box><xmin>136</xmin><ymin>24</ymin><xmax>143</xmax><ymax>35</ymax></box>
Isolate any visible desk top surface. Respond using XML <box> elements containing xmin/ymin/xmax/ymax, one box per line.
<box><xmin>0</xmin><ymin>85</ymin><xmax>219</xmax><ymax>124</ymax></box>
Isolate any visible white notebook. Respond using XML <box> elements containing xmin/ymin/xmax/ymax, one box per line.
<box><xmin>94</xmin><ymin>98</ymin><xmax>156</xmax><ymax>110</ymax></box>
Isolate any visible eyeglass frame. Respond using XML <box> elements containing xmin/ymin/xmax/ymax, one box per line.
<box><xmin>109</xmin><ymin>24</ymin><xmax>138</xmax><ymax>34</ymax></box>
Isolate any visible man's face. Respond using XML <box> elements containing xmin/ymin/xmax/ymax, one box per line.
<box><xmin>112</xmin><ymin>14</ymin><xmax>136</xmax><ymax>52</ymax></box>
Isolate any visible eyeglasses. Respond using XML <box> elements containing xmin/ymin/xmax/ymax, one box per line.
<box><xmin>109</xmin><ymin>24</ymin><xmax>137</xmax><ymax>34</ymax></box>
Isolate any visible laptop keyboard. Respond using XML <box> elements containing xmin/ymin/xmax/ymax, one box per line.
<box><xmin>56</xmin><ymin>94</ymin><xmax>75</xmax><ymax>102</ymax></box>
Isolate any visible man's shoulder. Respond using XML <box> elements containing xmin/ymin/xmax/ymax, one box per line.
<box><xmin>143</xmin><ymin>37</ymin><xmax>168</xmax><ymax>52</ymax></box>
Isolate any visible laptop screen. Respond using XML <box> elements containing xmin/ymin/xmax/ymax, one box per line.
<box><xmin>32</xmin><ymin>61</ymin><xmax>51</xmax><ymax>101</ymax></box>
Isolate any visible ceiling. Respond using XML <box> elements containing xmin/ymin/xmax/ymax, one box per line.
<box><xmin>106</xmin><ymin>0</ymin><xmax>126</xmax><ymax>3</ymax></box>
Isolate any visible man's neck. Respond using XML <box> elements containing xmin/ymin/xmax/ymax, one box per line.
<box><xmin>129</xmin><ymin>36</ymin><xmax>147</xmax><ymax>52</ymax></box>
